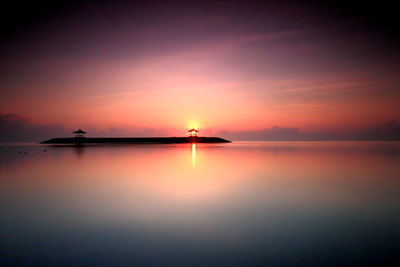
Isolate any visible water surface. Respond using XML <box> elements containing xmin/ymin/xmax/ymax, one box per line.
<box><xmin>1</xmin><ymin>141</ymin><xmax>399</xmax><ymax>266</ymax></box>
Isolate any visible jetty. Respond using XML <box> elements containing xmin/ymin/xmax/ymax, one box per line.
<box><xmin>40</xmin><ymin>129</ymin><xmax>231</xmax><ymax>144</ymax></box>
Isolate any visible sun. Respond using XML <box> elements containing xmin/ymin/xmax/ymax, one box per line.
<box><xmin>188</xmin><ymin>120</ymin><xmax>199</xmax><ymax>130</ymax></box>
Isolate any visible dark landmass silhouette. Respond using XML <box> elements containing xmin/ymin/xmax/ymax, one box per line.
<box><xmin>40</xmin><ymin>137</ymin><xmax>231</xmax><ymax>144</ymax></box>
<box><xmin>2</xmin><ymin>113</ymin><xmax>399</xmax><ymax>142</ymax></box>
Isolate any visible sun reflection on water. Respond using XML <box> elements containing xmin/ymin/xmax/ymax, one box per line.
<box><xmin>191</xmin><ymin>143</ymin><xmax>196</xmax><ymax>168</ymax></box>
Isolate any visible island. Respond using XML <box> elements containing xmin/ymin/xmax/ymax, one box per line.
<box><xmin>40</xmin><ymin>129</ymin><xmax>231</xmax><ymax>144</ymax></box>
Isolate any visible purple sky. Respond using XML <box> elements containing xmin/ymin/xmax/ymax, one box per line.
<box><xmin>1</xmin><ymin>0</ymin><xmax>399</xmax><ymax>141</ymax></box>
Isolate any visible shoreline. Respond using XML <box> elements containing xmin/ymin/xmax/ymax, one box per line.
<box><xmin>40</xmin><ymin>136</ymin><xmax>231</xmax><ymax>144</ymax></box>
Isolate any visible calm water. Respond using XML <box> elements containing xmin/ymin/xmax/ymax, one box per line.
<box><xmin>1</xmin><ymin>141</ymin><xmax>399</xmax><ymax>266</ymax></box>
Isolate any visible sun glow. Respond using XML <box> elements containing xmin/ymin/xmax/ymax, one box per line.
<box><xmin>188</xmin><ymin>121</ymin><xmax>199</xmax><ymax>130</ymax></box>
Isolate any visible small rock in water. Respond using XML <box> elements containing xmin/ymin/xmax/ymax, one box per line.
<box><xmin>43</xmin><ymin>149</ymin><xmax>47</xmax><ymax>152</ymax></box>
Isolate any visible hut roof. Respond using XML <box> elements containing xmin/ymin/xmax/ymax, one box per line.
<box><xmin>73</xmin><ymin>129</ymin><xmax>87</xmax><ymax>134</ymax></box>
<box><xmin>188</xmin><ymin>128</ymin><xmax>199</xmax><ymax>132</ymax></box>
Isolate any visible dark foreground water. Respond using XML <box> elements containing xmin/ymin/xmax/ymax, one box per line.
<box><xmin>1</xmin><ymin>141</ymin><xmax>399</xmax><ymax>266</ymax></box>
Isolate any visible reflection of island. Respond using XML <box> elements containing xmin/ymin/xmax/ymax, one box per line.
<box><xmin>40</xmin><ymin>129</ymin><xmax>231</xmax><ymax>144</ymax></box>
<box><xmin>74</xmin><ymin>145</ymin><xmax>84</xmax><ymax>157</ymax></box>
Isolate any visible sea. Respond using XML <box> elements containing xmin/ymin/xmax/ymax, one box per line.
<box><xmin>1</xmin><ymin>141</ymin><xmax>399</xmax><ymax>266</ymax></box>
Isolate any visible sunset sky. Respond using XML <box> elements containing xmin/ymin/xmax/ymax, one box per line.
<box><xmin>1</xmin><ymin>0</ymin><xmax>399</xmax><ymax>140</ymax></box>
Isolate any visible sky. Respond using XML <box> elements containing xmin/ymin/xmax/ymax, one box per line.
<box><xmin>1</xmin><ymin>0</ymin><xmax>399</xmax><ymax>141</ymax></box>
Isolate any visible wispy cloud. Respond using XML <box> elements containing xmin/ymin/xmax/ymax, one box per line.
<box><xmin>0</xmin><ymin>113</ymin><xmax>67</xmax><ymax>142</ymax></box>
<box><xmin>218</xmin><ymin>121</ymin><xmax>400</xmax><ymax>141</ymax></box>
